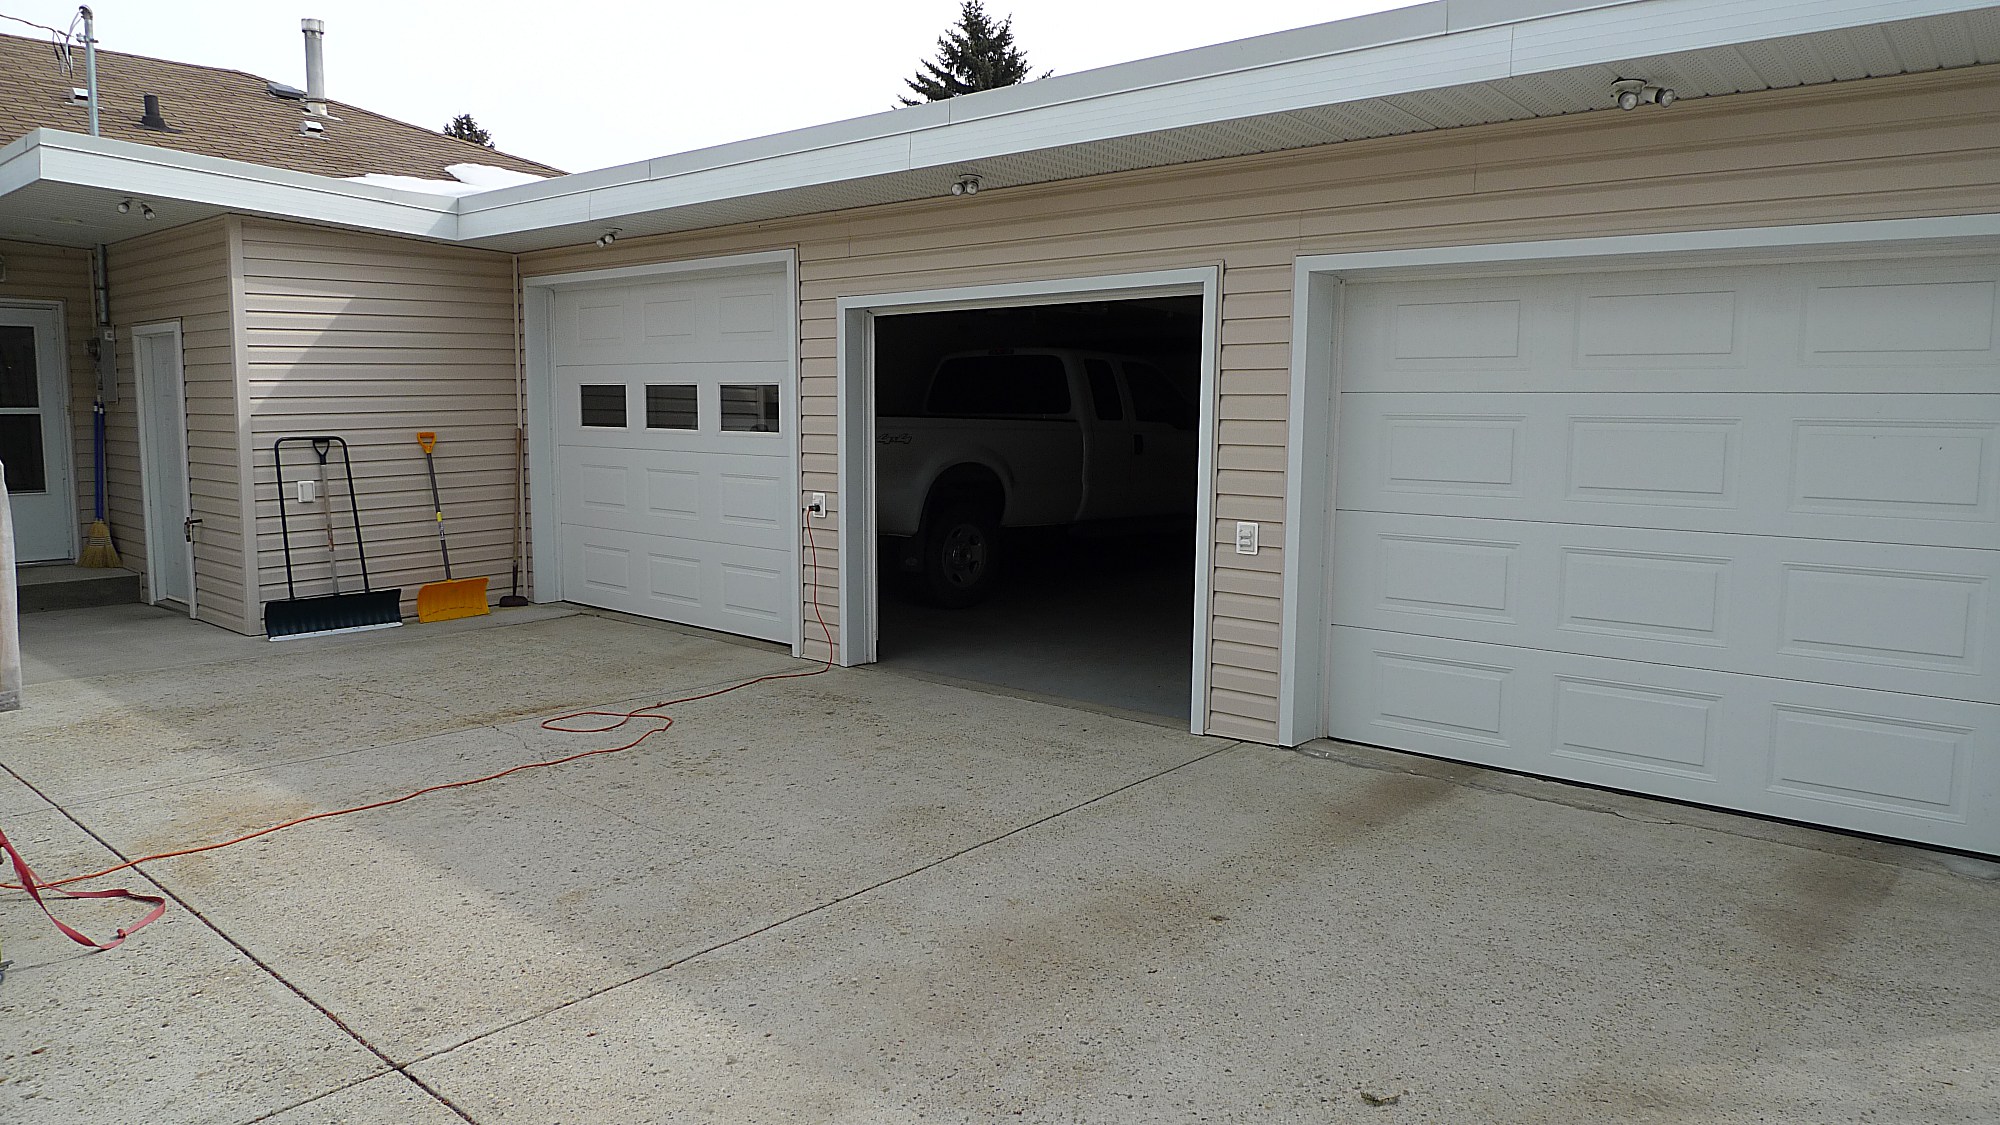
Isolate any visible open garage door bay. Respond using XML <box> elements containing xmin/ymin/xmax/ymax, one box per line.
<box><xmin>1326</xmin><ymin>255</ymin><xmax>2000</xmax><ymax>853</ymax></box>
<box><xmin>550</xmin><ymin>270</ymin><xmax>795</xmax><ymax>643</ymax></box>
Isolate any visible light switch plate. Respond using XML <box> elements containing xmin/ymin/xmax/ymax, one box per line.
<box><xmin>1235</xmin><ymin>521</ymin><xmax>1258</xmax><ymax>555</ymax></box>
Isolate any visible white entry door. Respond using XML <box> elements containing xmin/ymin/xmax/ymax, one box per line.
<box><xmin>1325</xmin><ymin>255</ymin><xmax>2000</xmax><ymax>854</ymax></box>
<box><xmin>135</xmin><ymin>322</ymin><xmax>195</xmax><ymax>611</ymax></box>
<box><xmin>0</xmin><ymin>306</ymin><xmax>76</xmax><ymax>563</ymax></box>
<box><xmin>549</xmin><ymin>267</ymin><xmax>795</xmax><ymax>643</ymax></box>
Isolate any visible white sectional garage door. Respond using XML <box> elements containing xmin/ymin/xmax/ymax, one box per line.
<box><xmin>1326</xmin><ymin>255</ymin><xmax>2000</xmax><ymax>853</ymax></box>
<box><xmin>550</xmin><ymin>268</ymin><xmax>795</xmax><ymax>643</ymax></box>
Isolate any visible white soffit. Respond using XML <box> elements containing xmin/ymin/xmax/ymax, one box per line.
<box><xmin>0</xmin><ymin>129</ymin><xmax>459</xmax><ymax>247</ymax></box>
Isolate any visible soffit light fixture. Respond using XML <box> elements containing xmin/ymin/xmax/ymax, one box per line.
<box><xmin>1612</xmin><ymin>78</ymin><xmax>1677</xmax><ymax>110</ymax></box>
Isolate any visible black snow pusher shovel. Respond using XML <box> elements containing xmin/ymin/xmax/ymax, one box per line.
<box><xmin>264</xmin><ymin>436</ymin><xmax>402</xmax><ymax>640</ymax></box>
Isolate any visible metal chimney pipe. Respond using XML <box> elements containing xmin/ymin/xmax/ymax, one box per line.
<box><xmin>301</xmin><ymin>18</ymin><xmax>327</xmax><ymax>117</ymax></box>
<box><xmin>80</xmin><ymin>6</ymin><xmax>98</xmax><ymax>136</ymax></box>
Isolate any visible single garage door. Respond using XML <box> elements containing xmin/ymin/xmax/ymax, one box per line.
<box><xmin>1326</xmin><ymin>255</ymin><xmax>2000</xmax><ymax>853</ymax></box>
<box><xmin>550</xmin><ymin>268</ymin><xmax>795</xmax><ymax>643</ymax></box>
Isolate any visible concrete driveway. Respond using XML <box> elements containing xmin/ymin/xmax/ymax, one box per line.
<box><xmin>2</xmin><ymin>604</ymin><xmax>1996</xmax><ymax>1124</ymax></box>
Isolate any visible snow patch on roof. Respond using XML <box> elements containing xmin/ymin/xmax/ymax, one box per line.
<box><xmin>345</xmin><ymin>163</ymin><xmax>549</xmax><ymax>195</ymax></box>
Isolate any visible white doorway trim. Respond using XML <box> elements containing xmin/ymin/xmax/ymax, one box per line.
<box><xmin>835</xmin><ymin>266</ymin><xmax>1223</xmax><ymax>735</ymax></box>
<box><xmin>521</xmin><ymin>248</ymin><xmax>804</xmax><ymax>652</ymax></box>
<box><xmin>1280</xmin><ymin>212</ymin><xmax>2000</xmax><ymax>748</ymax></box>
<box><xmin>132</xmin><ymin>319</ymin><xmax>195</xmax><ymax>616</ymax></box>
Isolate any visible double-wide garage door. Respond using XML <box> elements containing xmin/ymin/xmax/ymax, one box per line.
<box><xmin>1327</xmin><ymin>255</ymin><xmax>1999</xmax><ymax>853</ymax></box>
<box><xmin>550</xmin><ymin>268</ymin><xmax>794</xmax><ymax>643</ymax></box>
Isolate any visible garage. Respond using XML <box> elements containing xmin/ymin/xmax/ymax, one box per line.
<box><xmin>869</xmin><ymin>296</ymin><xmax>1205</xmax><ymax>719</ymax></box>
<box><xmin>1319</xmin><ymin>252</ymin><xmax>2000</xmax><ymax>853</ymax></box>
<box><xmin>541</xmin><ymin>260</ymin><xmax>798</xmax><ymax>644</ymax></box>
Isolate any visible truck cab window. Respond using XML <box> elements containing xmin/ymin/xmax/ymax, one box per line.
<box><xmin>1084</xmin><ymin>358</ymin><xmax>1123</xmax><ymax>421</ymax></box>
<box><xmin>926</xmin><ymin>354</ymin><xmax>1071</xmax><ymax>417</ymax></box>
<box><xmin>1124</xmin><ymin>362</ymin><xmax>1195</xmax><ymax>430</ymax></box>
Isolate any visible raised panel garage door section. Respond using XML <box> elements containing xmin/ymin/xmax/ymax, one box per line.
<box><xmin>551</xmin><ymin>270</ymin><xmax>794</xmax><ymax>642</ymax></box>
<box><xmin>1326</xmin><ymin>256</ymin><xmax>2000</xmax><ymax>853</ymax></box>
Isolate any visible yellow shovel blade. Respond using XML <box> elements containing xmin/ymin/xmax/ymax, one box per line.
<box><xmin>416</xmin><ymin>576</ymin><xmax>490</xmax><ymax>623</ymax></box>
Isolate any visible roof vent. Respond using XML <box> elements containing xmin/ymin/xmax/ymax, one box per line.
<box><xmin>267</xmin><ymin>80</ymin><xmax>306</xmax><ymax>101</ymax></box>
<box><xmin>140</xmin><ymin>94</ymin><xmax>172</xmax><ymax>131</ymax></box>
<box><xmin>67</xmin><ymin>87</ymin><xmax>90</xmax><ymax>106</ymax></box>
<box><xmin>300</xmin><ymin>118</ymin><xmax>325</xmax><ymax>137</ymax></box>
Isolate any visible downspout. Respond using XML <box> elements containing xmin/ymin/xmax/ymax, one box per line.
<box><xmin>500</xmin><ymin>254</ymin><xmax>530</xmax><ymax>606</ymax></box>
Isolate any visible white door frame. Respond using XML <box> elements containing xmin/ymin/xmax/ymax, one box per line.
<box><xmin>132</xmin><ymin>319</ymin><xmax>195</xmax><ymax>616</ymax></box>
<box><xmin>0</xmin><ymin>300</ymin><xmax>77</xmax><ymax>564</ymax></box>
<box><xmin>521</xmin><ymin>249</ymin><xmax>805</xmax><ymax>652</ymax></box>
<box><xmin>1281</xmin><ymin>212</ymin><xmax>2000</xmax><ymax>748</ymax></box>
<box><xmin>835</xmin><ymin>267</ymin><xmax>1223</xmax><ymax>735</ymax></box>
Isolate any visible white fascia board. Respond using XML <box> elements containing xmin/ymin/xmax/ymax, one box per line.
<box><xmin>1508</xmin><ymin>0</ymin><xmax>1994</xmax><ymax>72</ymax></box>
<box><xmin>20</xmin><ymin>130</ymin><xmax>460</xmax><ymax>239</ymax></box>
<box><xmin>459</xmin><ymin>0</ymin><xmax>1996</xmax><ymax>243</ymax></box>
<box><xmin>0</xmin><ymin>131</ymin><xmax>46</xmax><ymax>197</ymax></box>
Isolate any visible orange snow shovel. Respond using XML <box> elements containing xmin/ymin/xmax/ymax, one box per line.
<box><xmin>415</xmin><ymin>431</ymin><xmax>489</xmax><ymax>623</ymax></box>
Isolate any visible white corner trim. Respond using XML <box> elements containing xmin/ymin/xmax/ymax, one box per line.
<box><xmin>1277</xmin><ymin>210</ymin><xmax>2000</xmax><ymax>748</ymax></box>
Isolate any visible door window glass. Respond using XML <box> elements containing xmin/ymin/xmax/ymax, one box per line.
<box><xmin>0</xmin><ymin>416</ymin><xmax>46</xmax><ymax>492</ymax></box>
<box><xmin>1124</xmin><ymin>362</ymin><xmax>1196</xmax><ymax>430</ymax></box>
<box><xmin>1084</xmin><ymin>358</ymin><xmax>1122</xmax><ymax>421</ymax></box>
<box><xmin>720</xmin><ymin>384</ymin><xmax>781</xmax><ymax>432</ymax></box>
<box><xmin>645</xmin><ymin>384</ymin><xmax>698</xmax><ymax>430</ymax></box>
<box><xmin>0</xmin><ymin>326</ymin><xmax>37</xmax><ymax>408</ymax></box>
<box><xmin>580</xmin><ymin>384</ymin><xmax>626</xmax><ymax>427</ymax></box>
<box><xmin>925</xmin><ymin>354</ymin><xmax>1071</xmax><ymax>417</ymax></box>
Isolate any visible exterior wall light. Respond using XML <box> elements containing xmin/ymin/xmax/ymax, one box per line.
<box><xmin>595</xmin><ymin>229</ymin><xmax>621</xmax><ymax>248</ymax></box>
<box><xmin>951</xmin><ymin>174</ymin><xmax>981</xmax><ymax>197</ymax></box>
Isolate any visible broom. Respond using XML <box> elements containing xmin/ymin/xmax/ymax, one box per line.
<box><xmin>77</xmin><ymin>401</ymin><xmax>120</xmax><ymax>568</ymax></box>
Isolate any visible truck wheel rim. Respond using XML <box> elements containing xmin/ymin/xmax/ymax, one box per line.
<box><xmin>942</xmin><ymin>525</ymin><xmax>987</xmax><ymax>586</ymax></box>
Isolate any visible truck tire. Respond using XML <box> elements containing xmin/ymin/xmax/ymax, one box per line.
<box><xmin>921</xmin><ymin>502</ymin><xmax>1000</xmax><ymax>608</ymax></box>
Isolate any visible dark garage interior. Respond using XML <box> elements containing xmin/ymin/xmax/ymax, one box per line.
<box><xmin>871</xmin><ymin>296</ymin><xmax>1204</xmax><ymax>720</ymax></box>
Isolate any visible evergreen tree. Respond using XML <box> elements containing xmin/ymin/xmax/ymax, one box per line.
<box><xmin>443</xmin><ymin>113</ymin><xmax>494</xmax><ymax>148</ymax></box>
<box><xmin>900</xmin><ymin>1</ymin><xmax>1048</xmax><ymax>106</ymax></box>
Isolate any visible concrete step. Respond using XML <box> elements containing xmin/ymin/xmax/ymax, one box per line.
<box><xmin>15</xmin><ymin>564</ymin><xmax>143</xmax><ymax>613</ymax></box>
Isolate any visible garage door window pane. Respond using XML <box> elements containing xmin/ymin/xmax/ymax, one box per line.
<box><xmin>580</xmin><ymin>384</ymin><xmax>626</xmax><ymax>427</ymax></box>
<box><xmin>0</xmin><ymin>415</ymin><xmax>47</xmax><ymax>492</ymax></box>
<box><xmin>721</xmin><ymin>384</ymin><xmax>781</xmax><ymax>432</ymax></box>
<box><xmin>926</xmin><ymin>354</ymin><xmax>1071</xmax><ymax>417</ymax></box>
<box><xmin>645</xmin><ymin>384</ymin><xmax>698</xmax><ymax>430</ymax></box>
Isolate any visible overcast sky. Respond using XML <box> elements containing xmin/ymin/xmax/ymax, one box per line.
<box><xmin>0</xmin><ymin>1</ymin><xmax>1417</xmax><ymax>173</ymax></box>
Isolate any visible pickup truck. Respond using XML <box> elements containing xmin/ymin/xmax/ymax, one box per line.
<box><xmin>877</xmin><ymin>347</ymin><xmax>1199</xmax><ymax>606</ymax></box>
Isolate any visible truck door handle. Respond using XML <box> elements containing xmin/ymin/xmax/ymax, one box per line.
<box><xmin>1133</xmin><ymin>433</ymin><xmax>1145</xmax><ymax>454</ymax></box>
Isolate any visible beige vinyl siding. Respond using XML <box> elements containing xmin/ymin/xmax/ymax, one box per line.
<box><xmin>105</xmin><ymin>218</ymin><xmax>247</xmax><ymax>630</ymax></box>
<box><xmin>0</xmin><ymin>240</ymin><xmax>93</xmax><ymax>563</ymax></box>
<box><xmin>235</xmin><ymin>218</ymin><xmax>518</xmax><ymax>625</ymax></box>
<box><xmin>517</xmin><ymin>65</ymin><xmax>2000</xmax><ymax>743</ymax></box>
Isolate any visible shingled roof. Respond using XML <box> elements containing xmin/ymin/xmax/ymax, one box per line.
<box><xmin>0</xmin><ymin>31</ymin><xmax>563</xmax><ymax>180</ymax></box>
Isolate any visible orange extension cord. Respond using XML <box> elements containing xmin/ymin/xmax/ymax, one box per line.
<box><xmin>1</xmin><ymin>519</ymin><xmax>837</xmax><ymax>952</ymax></box>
